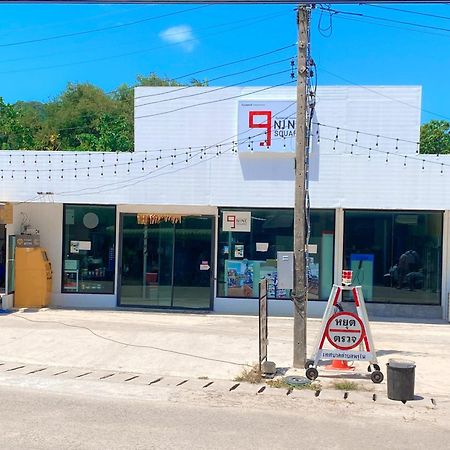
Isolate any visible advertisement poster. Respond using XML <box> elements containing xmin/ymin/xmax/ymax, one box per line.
<box><xmin>234</xmin><ymin>244</ymin><xmax>244</xmax><ymax>258</ymax></box>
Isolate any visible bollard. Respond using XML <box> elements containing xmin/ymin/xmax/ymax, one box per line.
<box><xmin>386</xmin><ymin>359</ymin><xmax>416</xmax><ymax>402</ymax></box>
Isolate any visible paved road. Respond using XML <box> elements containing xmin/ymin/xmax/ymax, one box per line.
<box><xmin>0</xmin><ymin>381</ymin><xmax>449</xmax><ymax>450</ymax></box>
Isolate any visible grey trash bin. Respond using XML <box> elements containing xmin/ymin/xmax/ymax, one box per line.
<box><xmin>386</xmin><ymin>359</ymin><xmax>416</xmax><ymax>402</ymax></box>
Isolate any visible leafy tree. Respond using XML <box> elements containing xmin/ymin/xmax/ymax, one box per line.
<box><xmin>420</xmin><ymin>120</ymin><xmax>450</xmax><ymax>154</ymax></box>
<box><xmin>0</xmin><ymin>97</ymin><xmax>35</xmax><ymax>149</ymax></box>
<box><xmin>1</xmin><ymin>72</ymin><xmax>208</xmax><ymax>151</ymax></box>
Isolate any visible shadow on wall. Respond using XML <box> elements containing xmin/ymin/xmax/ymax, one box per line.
<box><xmin>239</xmin><ymin>156</ymin><xmax>295</xmax><ymax>181</ymax></box>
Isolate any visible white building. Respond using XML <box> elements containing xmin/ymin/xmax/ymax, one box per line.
<box><xmin>1</xmin><ymin>85</ymin><xmax>449</xmax><ymax>320</ymax></box>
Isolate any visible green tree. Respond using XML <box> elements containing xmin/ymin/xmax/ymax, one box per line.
<box><xmin>1</xmin><ymin>72</ymin><xmax>208</xmax><ymax>151</ymax></box>
<box><xmin>0</xmin><ymin>97</ymin><xmax>36</xmax><ymax>149</ymax></box>
<box><xmin>420</xmin><ymin>120</ymin><xmax>450</xmax><ymax>154</ymax></box>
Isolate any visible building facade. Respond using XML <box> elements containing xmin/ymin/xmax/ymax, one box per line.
<box><xmin>1</xmin><ymin>86</ymin><xmax>449</xmax><ymax>320</ymax></box>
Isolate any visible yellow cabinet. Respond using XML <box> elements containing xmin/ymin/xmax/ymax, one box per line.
<box><xmin>14</xmin><ymin>247</ymin><xmax>52</xmax><ymax>308</ymax></box>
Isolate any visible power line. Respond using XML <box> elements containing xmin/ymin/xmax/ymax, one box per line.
<box><xmin>0</xmin><ymin>5</ymin><xmax>209</xmax><ymax>48</ymax></box>
<box><xmin>135</xmin><ymin>80</ymin><xmax>296</xmax><ymax>120</ymax></box>
<box><xmin>135</xmin><ymin>65</ymin><xmax>294</xmax><ymax>109</ymax></box>
<box><xmin>328</xmin><ymin>9</ymin><xmax>450</xmax><ymax>39</ymax></box>
<box><xmin>0</xmin><ymin>9</ymin><xmax>292</xmax><ymax>75</ymax></box>
<box><xmin>47</xmin><ymin>62</ymin><xmax>294</xmax><ymax>135</ymax></box>
<box><xmin>318</xmin><ymin>6</ymin><xmax>450</xmax><ymax>33</ymax></box>
<box><xmin>317</xmin><ymin>66</ymin><xmax>450</xmax><ymax>121</ymax></box>
<box><xmin>133</xmin><ymin>43</ymin><xmax>295</xmax><ymax>100</ymax></box>
<box><xmin>365</xmin><ymin>4</ymin><xmax>450</xmax><ymax>21</ymax></box>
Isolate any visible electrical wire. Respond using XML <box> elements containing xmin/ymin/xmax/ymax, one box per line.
<box><xmin>317</xmin><ymin>66</ymin><xmax>450</xmax><ymax>121</ymax></box>
<box><xmin>10</xmin><ymin>313</ymin><xmax>249</xmax><ymax>367</ymax></box>
<box><xmin>327</xmin><ymin>10</ymin><xmax>450</xmax><ymax>39</ymax></box>
<box><xmin>135</xmin><ymin>64</ymin><xmax>294</xmax><ymax>109</ymax></box>
<box><xmin>365</xmin><ymin>4</ymin><xmax>450</xmax><ymax>21</ymax></box>
<box><xmin>317</xmin><ymin>6</ymin><xmax>450</xmax><ymax>33</ymax></box>
<box><xmin>135</xmin><ymin>80</ymin><xmax>296</xmax><ymax>120</ymax></box>
<box><xmin>0</xmin><ymin>9</ymin><xmax>293</xmax><ymax>76</ymax></box>
<box><xmin>134</xmin><ymin>51</ymin><xmax>294</xmax><ymax>100</ymax></box>
<box><xmin>0</xmin><ymin>5</ymin><xmax>209</xmax><ymax>48</ymax></box>
<box><xmin>11</xmin><ymin>103</ymin><xmax>298</xmax><ymax>198</ymax></box>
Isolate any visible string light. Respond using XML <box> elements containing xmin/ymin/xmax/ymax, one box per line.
<box><xmin>319</xmin><ymin>135</ymin><xmax>450</xmax><ymax>173</ymax></box>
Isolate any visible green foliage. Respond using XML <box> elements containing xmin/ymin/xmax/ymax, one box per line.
<box><xmin>0</xmin><ymin>97</ymin><xmax>36</xmax><ymax>150</ymax></box>
<box><xmin>0</xmin><ymin>72</ymin><xmax>207</xmax><ymax>152</ymax></box>
<box><xmin>420</xmin><ymin>120</ymin><xmax>450</xmax><ymax>154</ymax></box>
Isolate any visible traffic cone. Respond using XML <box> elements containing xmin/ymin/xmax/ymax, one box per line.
<box><xmin>325</xmin><ymin>359</ymin><xmax>355</xmax><ymax>371</ymax></box>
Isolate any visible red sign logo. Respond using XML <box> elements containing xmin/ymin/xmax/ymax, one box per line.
<box><xmin>249</xmin><ymin>111</ymin><xmax>272</xmax><ymax>147</ymax></box>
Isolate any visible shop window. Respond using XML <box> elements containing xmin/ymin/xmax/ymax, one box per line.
<box><xmin>344</xmin><ymin>211</ymin><xmax>442</xmax><ymax>305</ymax></box>
<box><xmin>217</xmin><ymin>208</ymin><xmax>335</xmax><ymax>300</ymax></box>
<box><xmin>62</xmin><ymin>205</ymin><xmax>116</xmax><ymax>294</ymax></box>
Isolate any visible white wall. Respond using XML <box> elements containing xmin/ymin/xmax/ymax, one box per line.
<box><xmin>0</xmin><ymin>85</ymin><xmax>434</xmax><ymax>213</ymax></box>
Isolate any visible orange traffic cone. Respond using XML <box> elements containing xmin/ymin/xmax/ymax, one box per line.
<box><xmin>325</xmin><ymin>359</ymin><xmax>355</xmax><ymax>371</ymax></box>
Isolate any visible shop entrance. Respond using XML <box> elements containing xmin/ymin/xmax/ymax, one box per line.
<box><xmin>118</xmin><ymin>214</ymin><xmax>214</xmax><ymax>309</ymax></box>
<box><xmin>0</xmin><ymin>224</ymin><xmax>6</xmax><ymax>292</ymax></box>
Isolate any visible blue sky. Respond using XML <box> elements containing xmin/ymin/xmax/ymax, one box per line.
<box><xmin>0</xmin><ymin>2</ymin><xmax>449</xmax><ymax>123</ymax></box>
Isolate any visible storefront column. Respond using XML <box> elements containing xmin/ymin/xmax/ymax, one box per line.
<box><xmin>442</xmin><ymin>210</ymin><xmax>450</xmax><ymax>322</ymax></box>
<box><xmin>334</xmin><ymin>208</ymin><xmax>344</xmax><ymax>285</ymax></box>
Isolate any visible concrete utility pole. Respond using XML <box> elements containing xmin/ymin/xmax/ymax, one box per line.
<box><xmin>293</xmin><ymin>5</ymin><xmax>311</xmax><ymax>369</ymax></box>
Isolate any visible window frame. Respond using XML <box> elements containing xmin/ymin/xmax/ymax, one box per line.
<box><xmin>216</xmin><ymin>207</ymin><xmax>335</xmax><ymax>301</ymax></box>
<box><xmin>61</xmin><ymin>203</ymin><xmax>117</xmax><ymax>295</ymax></box>
<box><xmin>342</xmin><ymin>208</ymin><xmax>443</xmax><ymax>306</ymax></box>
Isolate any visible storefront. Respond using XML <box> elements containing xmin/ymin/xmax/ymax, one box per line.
<box><xmin>118</xmin><ymin>213</ymin><xmax>214</xmax><ymax>309</ymax></box>
<box><xmin>1</xmin><ymin>85</ymin><xmax>449</xmax><ymax>320</ymax></box>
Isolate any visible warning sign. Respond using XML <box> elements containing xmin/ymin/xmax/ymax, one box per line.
<box><xmin>325</xmin><ymin>312</ymin><xmax>365</xmax><ymax>351</ymax></box>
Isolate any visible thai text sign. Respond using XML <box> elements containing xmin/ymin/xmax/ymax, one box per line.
<box><xmin>325</xmin><ymin>311</ymin><xmax>365</xmax><ymax>350</ymax></box>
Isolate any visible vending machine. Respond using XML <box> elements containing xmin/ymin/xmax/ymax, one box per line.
<box><xmin>14</xmin><ymin>235</ymin><xmax>52</xmax><ymax>308</ymax></box>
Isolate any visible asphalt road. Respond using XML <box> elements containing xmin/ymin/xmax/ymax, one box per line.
<box><xmin>0</xmin><ymin>384</ymin><xmax>449</xmax><ymax>450</ymax></box>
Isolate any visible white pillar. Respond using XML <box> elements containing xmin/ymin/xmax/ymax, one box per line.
<box><xmin>334</xmin><ymin>208</ymin><xmax>344</xmax><ymax>285</ymax></box>
<box><xmin>442</xmin><ymin>211</ymin><xmax>450</xmax><ymax>322</ymax></box>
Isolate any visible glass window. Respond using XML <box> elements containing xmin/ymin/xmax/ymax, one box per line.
<box><xmin>217</xmin><ymin>208</ymin><xmax>335</xmax><ymax>300</ymax></box>
<box><xmin>119</xmin><ymin>214</ymin><xmax>213</xmax><ymax>309</ymax></box>
<box><xmin>62</xmin><ymin>205</ymin><xmax>116</xmax><ymax>294</ymax></box>
<box><xmin>344</xmin><ymin>210</ymin><xmax>442</xmax><ymax>305</ymax></box>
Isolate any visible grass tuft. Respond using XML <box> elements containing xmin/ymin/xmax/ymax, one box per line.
<box><xmin>331</xmin><ymin>380</ymin><xmax>361</xmax><ymax>391</ymax></box>
<box><xmin>267</xmin><ymin>378</ymin><xmax>321</xmax><ymax>391</ymax></box>
<box><xmin>234</xmin><ymin>365</ymin><xmax>263</xmax><ymax>384</ymax></box>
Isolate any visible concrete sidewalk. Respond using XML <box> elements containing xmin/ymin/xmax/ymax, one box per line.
<box><xmin>0</xmin><ymin>308</ymin><xmax>449</xmax><ymax>397</ymax></box>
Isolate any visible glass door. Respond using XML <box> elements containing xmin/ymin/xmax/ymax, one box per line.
<box><xmin>172</xmin><ymin>216</ymin><xmax>213</xmax><ymax>309</ymax></box>
<box><xmin>119</xmin><ymin>214</ymin><xmax>213</xmax><ymax>309</ymax></box>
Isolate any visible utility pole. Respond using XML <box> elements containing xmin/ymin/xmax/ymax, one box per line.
<box><xmin>293</xmin><ymin>4</ymin><xmax>311</xmax><ymax>369</ymax></box>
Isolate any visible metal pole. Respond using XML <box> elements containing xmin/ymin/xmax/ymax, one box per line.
<box><xmin>293</xmin><ymin>4</ymin><xmax>310</xmax><ymax>368</ymax></box>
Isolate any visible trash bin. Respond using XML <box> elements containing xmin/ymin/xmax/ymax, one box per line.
<box><xmin>386</xmin><ymin>359</ymin><xmax>416</xmax><ymax>402</ymax></box>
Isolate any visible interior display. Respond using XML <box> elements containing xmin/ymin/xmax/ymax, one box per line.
<box><xmin>218</xmin><ymin>208</ymin><xmax>335</xmax><ymax>300</ymax></box>
<box><xmin>344</xmin><ymin>210</ymin><xmax>442</xmax><ymax>305</ymax></box>
<box><xmin>62</xmin><ymin>205</ymin><xmax>116</xmax><ymax>294</ymax></box>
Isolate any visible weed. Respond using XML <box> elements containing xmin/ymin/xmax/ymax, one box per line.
<box><xmin>331</xmin><ymin>380</ymin><xmax>361</xmax><ymax>391</ymax></box>
<box><xmin>267</xmin><ymin>378</ymin><xmax>321</xmax><ymax>391</ymax></box>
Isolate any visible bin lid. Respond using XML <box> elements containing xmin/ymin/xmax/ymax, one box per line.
<box><xmin>387</xmin><ymin>358</ymin><xmax>416</xmax><ymax>369</ymax></box>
